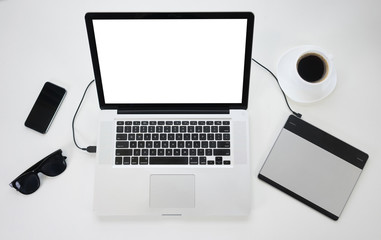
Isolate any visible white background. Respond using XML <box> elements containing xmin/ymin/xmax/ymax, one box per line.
<box><xmin>93</xmin><ymin>19</ymin><xmax>246</xmax><ymax>104</ymax></box>
<box><xmin>1</xmin><ymin>0</ymin><xmax>381</xmax><ymax>240</ymax></box>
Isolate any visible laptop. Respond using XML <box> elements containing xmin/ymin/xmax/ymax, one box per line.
<box><xmin>85</xmin><ymin>12</ymin><xmax>254</xmax><ymax>216</ymax></box>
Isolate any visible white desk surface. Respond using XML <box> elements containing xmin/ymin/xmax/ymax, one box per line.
<box><xmin>1</xmin><ymin>0</ymin><xmax>380</xmax><ymax>239</ymax></box>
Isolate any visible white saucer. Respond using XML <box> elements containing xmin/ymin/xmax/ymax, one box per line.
<box><xmin>277</xmin><ymin>45</ymin><xmax>337</xmax><ymax>103</ymax></box>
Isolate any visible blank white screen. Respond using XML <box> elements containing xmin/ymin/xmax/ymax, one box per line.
<box><xmin>93</xmin><ymin>19</ymin><xmax>247</xmax><ymax>104</ymax></box>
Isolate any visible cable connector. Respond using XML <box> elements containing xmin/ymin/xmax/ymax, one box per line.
<box><xmin>86</xmin><ymin>146</ymin><xmax>97</xmax><ymax>153</ymax></box>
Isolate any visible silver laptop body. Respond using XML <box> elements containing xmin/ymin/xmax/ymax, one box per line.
<box><xmin>85</xmin><ymin>12</ymin><xmax>254</xmax><ymax>216</ymax></box>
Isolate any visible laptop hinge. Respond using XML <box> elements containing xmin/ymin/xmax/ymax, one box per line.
<box><xmin>117</xmin><ymin>109</ymin><xmax>230</xmax><ymax>114</ymax></box>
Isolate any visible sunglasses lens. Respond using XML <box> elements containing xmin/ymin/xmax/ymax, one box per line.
<box><xmin>14</xmin><ymin>173</ymin><xmax>40</xmax><ymax>195</ymax></box>
<box><xmin>39</xmin><ymin>154</ymin><xmax>67</xmax><ymax>177</ymax></box>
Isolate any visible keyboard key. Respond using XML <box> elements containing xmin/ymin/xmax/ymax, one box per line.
<box><xmin>214</xmin><ymin>121</ymin><xmax>221</xmax><ymax>125</ymax></box>
<box><xmin>181</xmin><ymin>149</ymin><xmax>188</xmax><ymax>156</ymax></box>
<box><xmin>166</xmin><ymin>149</ymin><xmax>172</xmax><ymax>156</ymax></box>
<box><xmin>138</xmin><ymin>141</ymin><xmax>144</xmax><ymax>148</ymax></box>
<box><xmin>128</xmin><ymin>134</ymin><xmax>135</xmax><ymax>140</ymax></box>
<box><xmin>131</xmin><ymin>157</ymin><xmax>138</xmax><ymax>165</ymax></box>
<box><xmin>200</xmin><ymin>157</ymin><xmax>207</xmax><ymax>165</ymax></box>
<box><xmin>152</xmin><ymin>134</ymin><xmax>159</xmax><ymax>140</ymax></box>
<box><xmin>158</xmin><ymin>121</ymin><xmax>165</xmax><ymax>125</ymax></box>
<box><xmin>149</xmin><ymin>121</ymin><xmax>157</xmax><ymax>125</ymax></box>
<box><xmin>219</xmin><ymin>126</ymin><xmax>230</xmax><ymax>132</ymax></box>
<box><xmin>139</xmin><ymin>157</ymin><xmax>148</xmax><ymax>165</ymax></box>
<box><xmin>184</xmin><ymin>134</ymin><xmax>191</xmax><ymax>140</ymax></box>
<box><xmin>123</xmin><ymin>157</ymin><xmax>130</xmax><ymax>165</ymax></box>
<box><xmin>211</xmin><ymin>126</ymin><xmax>218</xmax><ymax>132</ymax></box>
<box><xmin>213</xmin><ymin>149</ymin><xmax>230</xmax><ymax>156</ymax></box>
<box><xmin>133</xmin><ymin>121</ymin><xmax>140</xmax><ymax>125</ymax></box>
<box><xmin>115</xmin><ymin>157</ymin><xmax>122</xmax><ymax>164</ymax></box>
<box><xmin>197</xmin><ymin>149</ymin><xmax>204</xmax><ymax>156</ymax></box>
<box><xmin>223</xmin><ymin>121</ymin><xmax>230</xmax><ymax>125</ymax></box>
<box><xmin>144</xmin><ymin>134</ymin><xmax>151</xmax><ymax>140</ymax></box>
<box><xmin>206</xmin><ymin>121</ymin><xmax>213</xmax><ymax>125</ymax></box>
<box><xmin>133</xmin><ymin>149</ymin><xmax>140</xmax><ymax>156</ymax></box>
<box><xmin>142</xmin><ymin>121</ymin><xmax>149</xmax><ymax>125</ymax></box>
<box><xmin>174</xmin><ymin>121</ymin><xmax>181</xmax><ymax>125</ymax></box>
<box><xmin>150</xmin><ymin>149</ymin><xmax>157</xmax><ymax>156</ymax></box>
<box><xmin>190</xmin><ymin>157</ymin><xmax>198</xmax><ymax>165</ymax></box>
<box><xmin>190</xmin><ymin>149</ymin><xmax>197</xmax><ymax>156</ymax></box>
<box><xmin>216</xmin><ymin>157</ymin><xmax>223</xmax><ymax>165</ymax></box>
<box><xmin>198</xmin><ymin>121</ymin><xmax>205</xmax><ymax>125</ymax></box>
<box><xmin>207</xmin><ymin>160</ymin><xmax>214</xmax><ymax>165</ymax></box>
<box><xmin>176</xmin><ymin>134</ymin><xmax>183</xmax><ymax>140</ymax></box>
<box><xmin>150</xmin><ymin>157</ymin><xmax>188</xmax><ymax>165</ymax></box>
<box><xmin>190</xmin><ymin>121</ymin><xmax>197</xmax><ymax>125</ymax></box>
<box><xmin>168</xmin><ymin>134</ymin><xmax>175</xmax><ymax>140</ymax></box>
<box><xmin>117</xmin><ymin>121</ymin><xmax>124</xmax><ymax>125</ymax></box>
<box><xmin>130</xmin><ymin>141</ymin><xmax>137</xmax><ymax>148</ymax></box>
<box><xmin>125</xmin><ymin>126</ymin><xmax>132</xmax><ymax>133</ymax></box>
<box><xmin>116</xmin><ymin>149</ymin><xmax>132</xmax><ymax>156</ymax></box>
<box><xmin>125</xmin><ymin>121</ymin><xmax>132</xmax><ymax>125</ymax></box>
<box><xmin>200</xmin><ymin>134</ymin><xmax>206</xmax><ymax>140</ymax></box>
<box><xmin>116</xmin><ymin>134</ymin><xmax>127</xmax><ymax>140</ymax></box>
<box><xmin>223</xmin><ymin>160</ymin><xmax>231</xmax><ymax>165</ymax></box>
<box><xmin>116</xmin><ymin>141</ymin><xmax>128</xmax><ymax>148</ymax></box>
<box><xmin>165</xmin><ymin>121</ymin><xmax>173</xmax><ymax>125</ymax></box>
<box><xmin>217</xmin><ymin>141</ymin><xmax>230</xmax><ymax>148</ymax></box>
<box><xmin>215</xmin><ymin>133</ymin><xmax>222</xmax><ymax>140</ymax></box>
<box><xmin>160</xmin><ymin>134</ymin><xmax>167</xmax><ymax>140</ymax></box>
<box><xmin>174</xmin><ymin>149</ymin><xmax>181</xmax><ymax>155</ymax></box>
<box><xmin>206</xmin><ymin>149</ymin><xmax>213</xmax><ymax>156</ymax></box>
<box><xmin>116</xmin><ymin>126</ymin><xmax>123</xmax><ymax>132</ymax></box>
<box><xmin>182</xmin><ymin>121</ymin><xmax>189</xmax><ymax>125</ymax></box>
<box><xmin>223</xmin><ymin>134</ymin><xmax>230</xmax><ymax>140</ymax></box>
<box><xmin>192</xmin><ymin>134</ymin><xmax>198</xmax><ymax>140</ymax></box>
<box><xmin>207</xmin><ymin>134</ymin><xmax>214</xmax><ymax>140</ymax></box>
<box><xmin>136</xmin><ymin>134</ymin><xmax>143</xmax><ymax>140</ymax></box>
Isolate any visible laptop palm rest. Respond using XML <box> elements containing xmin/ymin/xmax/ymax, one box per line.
<box><xmin>150</xmin><ymin>174</ymin><xmax>195</xmax><ymax>208</ymax></box>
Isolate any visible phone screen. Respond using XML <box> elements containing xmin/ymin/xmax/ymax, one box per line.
<box><xmin>25</xmin><ymin>82</ymin><xmax>66</xmax><ymax>133</ymax></box>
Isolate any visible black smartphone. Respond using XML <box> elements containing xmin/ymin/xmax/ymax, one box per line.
<box><xmin>25</xmin><ymin>82</ymin><xmax>66</xmax><ymax>134</ymax></box>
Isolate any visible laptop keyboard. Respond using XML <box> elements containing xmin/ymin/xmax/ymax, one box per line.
<box><xmin>114</xmin><ymin>120</ymin><xmax>231</xmax><ymax>166</ymax></box>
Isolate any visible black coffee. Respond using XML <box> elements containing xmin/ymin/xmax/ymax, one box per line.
<box><xmin>297</xmin><ymin>54</ymin><xmax>327</xmax><ymax>83</ymax></box>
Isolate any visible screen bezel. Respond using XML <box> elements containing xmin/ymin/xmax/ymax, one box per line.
<box><xmin>85</xmin><ymin>12</ymin><xmax>254</xmax><ymax>111</ymax></box>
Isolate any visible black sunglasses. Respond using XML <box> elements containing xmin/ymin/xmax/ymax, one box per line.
<box><xmin>9</xmin><ymin>149</ymin><xmax>67</xmax><ymax>195</ymax></box>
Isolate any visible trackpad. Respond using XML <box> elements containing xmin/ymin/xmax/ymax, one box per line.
<box><xmin>150</xmin><ymin>174</ymin><xmax>195</xmax><ymax>208</ymax></box>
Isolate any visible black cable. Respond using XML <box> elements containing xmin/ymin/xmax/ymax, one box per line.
<box><xmin>72</xmin><ymin>79</ymin><xmax>97</xmax><ymax>153</ymax></box>
<box><xmin>252</xmin><ymin>58</ymin><xmax>302</xmax><ymax>118</ymax></box>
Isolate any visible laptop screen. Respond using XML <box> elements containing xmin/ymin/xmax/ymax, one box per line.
<box><xmin>86</xmin><ymin>13</ymin><xmax>254</xmax><ymax>110</ymax></box>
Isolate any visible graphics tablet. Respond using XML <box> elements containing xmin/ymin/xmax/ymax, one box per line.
<box><xmin>259</xmin><ymin>115</ymin><xmax>368</xmax><ymax>220</ymax></box>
